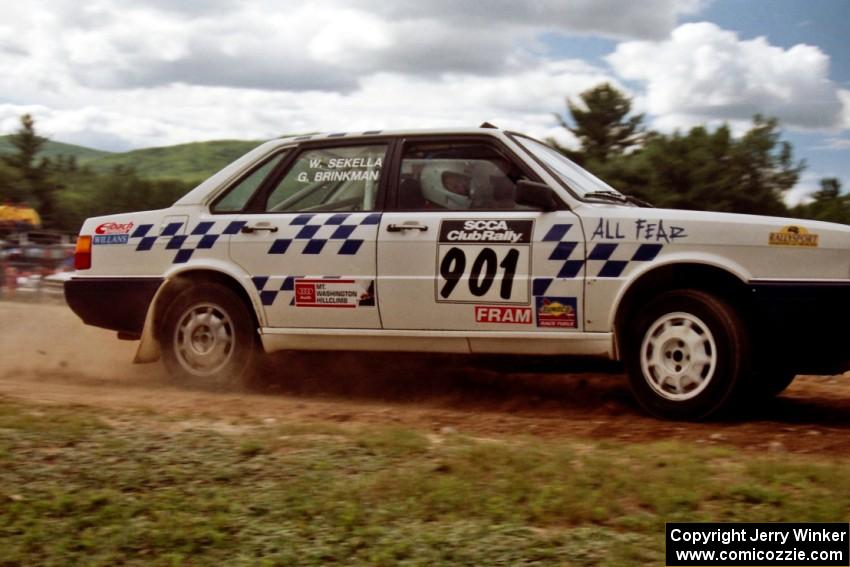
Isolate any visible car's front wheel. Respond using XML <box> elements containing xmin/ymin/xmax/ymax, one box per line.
<box><xmin>625</xmin><ymin>289</ymin><xmax>750</xmax><ymax>420</ymax></box>
<box><xmin>160</xmin><ymin>282</ymin><xmax>259</xmax><ymax>387</ymax></box>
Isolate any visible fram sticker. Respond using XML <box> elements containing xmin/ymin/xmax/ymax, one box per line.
<box><xmin>536</xmin><ymin>297</ymin><xmax>577</xmax><ymax>328</ymax></box>
<box><xmin>474</xmin><ymin>305</ymin><xmax>533</xmax><ymax>325</ymax></box>
<box><xmin>293</xmin><ymin>279</ymin><xmax>375</xmax><ymax>308</ymax></box>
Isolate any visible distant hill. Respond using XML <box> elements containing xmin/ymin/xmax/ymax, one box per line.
<box><xmin>0</xmin><ymin>135</ymin><xmax>113</xmax><ymax>161</ymax></box>
<box><xmin>0</xmin><ymin>136</ymin><xmax>264</xmax><ymax>183</ymax></box>
<box><xmin>83</xmin><ymin>140</ymin><xmax>264</xmax><ymax>183</ymax></box>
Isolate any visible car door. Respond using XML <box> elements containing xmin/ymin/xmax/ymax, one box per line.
<box><xmin>226</xmin><ymin>141</ymin><xmax>389</xmax><ymax>329</ymax></box>
<box><xmin>377</xmin><ymin>136</ymin><xmax>586</xmax><ymax>332</ymax></box>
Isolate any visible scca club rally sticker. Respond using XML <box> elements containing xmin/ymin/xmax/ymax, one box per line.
<box><xmin>294</xmin><ymin>279</ymin><xmax>375</xmax><ymax>308</ymax></box>
<box><xmin>93</xmin><ymin>221</ymin><xmax>134</xmax><ymax>245</ymax></box>
<box><xmin>436</xmin><ymin>219</ymin><xmax>533</xmax><ymax>305</ymax></box>
<box><xmin>536</xmin><ymin>297</ymin><xmax>578</xmax><ymax>328</ymax></box>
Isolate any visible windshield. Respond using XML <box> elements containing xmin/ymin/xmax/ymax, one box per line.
<box><xmin>511</xmin><ymin>135</ymin><xmax>624</xmax><ymax>198</ymax></box>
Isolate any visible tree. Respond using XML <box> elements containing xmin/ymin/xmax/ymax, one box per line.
<box><xmin>554</xmin><ymin>83</ymin><xmax>644</xmax><ymax>165</ymax></box>
<box><xmin>624</xmin><ymin>116</ymin><xmax>803</xmax><ymax>215</ymax></box>
<box><xmin>1</xmin><ymin>114</ymin><xmax>60</xmax><ymax>223</ymax></box>
<box><xmin>793</xmin><ymin>178</ymin><xmax>850</xmax><ymax>224</ymax></box>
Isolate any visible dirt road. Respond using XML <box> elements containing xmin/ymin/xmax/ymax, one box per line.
<box><xmin>2</xmin><ymin>301</ymin><xmax>850</xmax><ymax>456</ymax></box>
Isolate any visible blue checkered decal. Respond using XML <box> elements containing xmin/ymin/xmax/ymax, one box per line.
<box><xmin>266</xmin><ymin>213</ymin><xmax>381</xmax><ymax>256</ymax></box>
<box><xmin>534</xmin><ymin>223</ymin><xmax>584</xmax><ymax>296</ymax></box>
<box><xmin>252</xmin><ymin>275</ymin><xmax>305</xmax><ymax>306</ymax></box>
<box><xmin>129</xmin><ymin>220</ymin><xmax>246</xmax><ymax>264</ymax></box>
<box><xmin>533</xmin><ymin>223</ymin><xmax>665</xmax><ymax>296</ymax></box>
<box><xmin>586</xmin><ymin>242</ymin><xmax>662</xmax><ymax>278</ymax></box>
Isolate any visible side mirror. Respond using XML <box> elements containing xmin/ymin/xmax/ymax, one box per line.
<box><xmin>515</xmin><ymin>180</ymin><xmax>559</xmax><ymax>212</ymax></box>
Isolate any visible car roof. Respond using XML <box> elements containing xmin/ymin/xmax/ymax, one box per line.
<box><xmin>273</xmin><ymin>126</ymin><xmax>505</xmax><ymax>145</ymax></box>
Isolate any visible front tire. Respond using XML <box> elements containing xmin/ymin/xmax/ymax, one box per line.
<box><xmin>160</xmin><ymin>282</ymin><xmax>259</xmax><ymax>387</ymax></box>
<box><xmin>625</xmin><ymin>289</ymin><xmax>750</xmax><ymax>420</ymax></box>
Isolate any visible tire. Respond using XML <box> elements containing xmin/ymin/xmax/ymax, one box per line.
<box><xmin>160</xmin><ymin>282</ymin><xmax>259</xmax><ymax>387</ymax></box>
<box><xmin>624</xmin><ymin>289</ymin><xmax>750</xmax><ymax>420</ymax></box>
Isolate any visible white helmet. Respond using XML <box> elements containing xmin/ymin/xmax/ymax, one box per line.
<box><xmin>420</xmin><ymin>160</ymin><xmax>478</xmax><ymax>209</ymax></box>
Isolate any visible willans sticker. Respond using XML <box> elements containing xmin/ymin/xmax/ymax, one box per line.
<box><xmin>93</xmin><ymin>221</ymin><xmax>134</xmax><ymax>245</ymax></box>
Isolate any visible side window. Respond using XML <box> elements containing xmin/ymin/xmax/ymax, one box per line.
<box><xmin>397</xmin><ymin>141</ymin><xmax>533</xmax><ymax>211</ymax></box>
<box><xmin>212</xmin><ymin>152</ymin><xmax>287</xmax><ymax>213</ymax></box>
<box><xmin>264</xmin><ymin>144</ymin><xmax>387</xmax><ymax>213</ymax></box>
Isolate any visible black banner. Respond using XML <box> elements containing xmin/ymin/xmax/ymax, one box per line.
<box><xmin>666</xmin><ymin>523</ymin><xmax>849</xmax><ymax>566</ymax></box>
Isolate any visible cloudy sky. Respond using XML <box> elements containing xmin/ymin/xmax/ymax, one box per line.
<box><xmin>1</xmin><ymin>0</ymin><xmax>848</xmax><ymax>201</ymax></box>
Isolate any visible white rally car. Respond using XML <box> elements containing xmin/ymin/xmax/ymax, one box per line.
<box><xmin>65</xmin><ymin>126</ymin><xmax>850</xmax><ymax>419</ymax></box>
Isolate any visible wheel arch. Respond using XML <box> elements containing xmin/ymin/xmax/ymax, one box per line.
<box><xmin>134</xmin><ymin>266</ymin><xmax>263</xmax><ymax>363</ymax></box>
<box><xmin>612</xmin><ymin>261</ymin><xmax>752</xmax><ymax>359</ymax></box>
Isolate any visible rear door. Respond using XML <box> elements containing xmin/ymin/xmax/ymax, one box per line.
<box><xmin>224</xmin><ymin>141</ymin><xmax>389</xmax><ymax>329</ymax></box>
<box><xmin>377</xmin><ymin>136</ymin><xmax>585</xmax><ymax>332</ymax></box>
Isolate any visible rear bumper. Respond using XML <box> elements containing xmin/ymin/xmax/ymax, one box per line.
<box><xmin>749</xmin><ymin>280</ymin><xmax>850</xmax><ymax>374</ymax></box>
<box><xmin>64</xmin><ymin>277</ymin><xmax>163</xmax><ymax>335</ymax></box>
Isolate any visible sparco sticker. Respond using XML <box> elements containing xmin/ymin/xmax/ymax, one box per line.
<box><xmin>294</xmin><ymin>279</ymin><xmax>375</xmax><ymax>308</ymax></box>
<box><xmin>436</xmin><ymin>219</ymin><xmax>533</xmax><ymax>305</ymax></box>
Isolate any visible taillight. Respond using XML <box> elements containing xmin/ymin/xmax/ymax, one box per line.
<box><xmin>74</xmin><ymin>235</ymin><xmax>92</xmax><ymax>270</ymax></box>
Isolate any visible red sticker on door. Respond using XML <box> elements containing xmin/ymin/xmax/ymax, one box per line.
<box><xmin>294</xmin><ymin>279</ymin><xmax>374</xmax><ymax>308</ymax></box>
<box><xmin>474</xmin><ymin>305</ymin><xmax>533</xmax><ymax>324</ymax></box>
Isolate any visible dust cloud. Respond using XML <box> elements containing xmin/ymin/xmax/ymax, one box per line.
<box><xmin>2</xmin><ymin>300</ymin><xmax>850</xmax><ymax>456</ymax></box>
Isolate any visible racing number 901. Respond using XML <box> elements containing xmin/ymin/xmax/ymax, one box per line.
<box><xmin>439</xmin><ymin>247</ymin><xmax>520</xmax><ymax>300</ymax></box>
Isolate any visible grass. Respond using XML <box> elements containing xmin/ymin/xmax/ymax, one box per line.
<box><xmin>1</xmin><ymin>400</ymin><xmax>848</xmax><ymax>565</ymax></box>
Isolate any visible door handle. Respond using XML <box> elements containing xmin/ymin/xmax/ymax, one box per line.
<box><xmin>387</xmin><ymin>223</ymin><xmax>428</xmax><ymax>232</ymax></box>
<box><xmin>241</xmin><ymin>223</ymin><xmax>279</xmax><ymax>234</ymax></box>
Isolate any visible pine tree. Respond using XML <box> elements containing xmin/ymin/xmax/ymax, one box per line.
<box><xmin>2</xmin><ymin>114</ymin><xmax>59</xmax><ymax>224</ymax></box>
<box><xmin>555</xmin><ymin>83</ymin><xmax>644</xmax><ymax>164</ymax></box>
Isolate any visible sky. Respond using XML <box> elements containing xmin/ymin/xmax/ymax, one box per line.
<box><xmin>0</xmin><ymin>0</ymin><xmax>848</xmax><ymax>202</ymax></box>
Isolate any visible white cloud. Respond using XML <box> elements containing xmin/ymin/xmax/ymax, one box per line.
<box><xmin>785</xmin><ymin>171</ymin><xmax>830</xmax><ymax>206</ymax></box>
<box><xmin>0</xmin><ymin>59</ymin><xmax>617</xmax><ymax>150</ymax></box>
<box><xmin>607</xmin><ymin>22</ymin><xmax>846</xmax><ymax>131</ymax></box>
<box><xmin>0</xmin><ymin>0</ymin><xmax>702</xmax><ymax>94</ymax></box>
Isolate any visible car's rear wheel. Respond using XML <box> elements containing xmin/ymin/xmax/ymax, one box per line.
<box><xmin>161</xmin><ymin>282</ymin><xmax>259</xmax><ymax>387</ymax></box>
<box><xmin>625</xmin><ymin>289</ymin><xmax>750</xmax><ymax>420</ymax></box>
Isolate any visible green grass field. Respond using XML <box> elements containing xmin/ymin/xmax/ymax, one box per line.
<box><xmin>1</xmin><ymin>399</ymin><xmax>848</xmax><ymax>565</ymax></box>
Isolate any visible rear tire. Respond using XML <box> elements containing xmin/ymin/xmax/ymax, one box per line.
<box><xmin>625</xmin><ymin>289</ymin><xmax>750</xmax><ymax>420</ymax></box>
<box><xmin>160</xmin><ymin>282</ymin><xmax>259</xmax><ymax>387</ymax></box>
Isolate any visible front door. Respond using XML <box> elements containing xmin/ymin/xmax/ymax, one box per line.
<box><xmin>377</xmin><ymin>137</ymin><xmax>585</xmax><ymax>332</ymax></box>
<box><xmin>226</xmin><ymin>142</ymin><xmax>389</xmax><ymax>329</ymax></box>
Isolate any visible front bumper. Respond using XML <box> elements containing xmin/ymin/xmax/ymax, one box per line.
<box><xmin>64</xmin><ymin>277</ymin><xmax>163</xmax><ymax>335</ymax></box>
<box><xmin>750</xmin><ymin>281</ymin><xmax>850</xmax><ymax>374</ymax></box>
